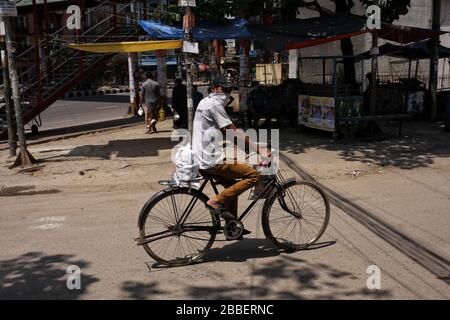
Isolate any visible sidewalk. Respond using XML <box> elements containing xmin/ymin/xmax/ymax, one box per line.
<box><xmin>0</xmin><ymin>120</ymin><xmax>449</xmax><ymax>299</ymax></box>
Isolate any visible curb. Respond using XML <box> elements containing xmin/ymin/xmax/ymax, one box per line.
<box><xmin>24</xmin><ymin>122</ymin><xmax>141</xmax><ymax>148</ymax></box>
<box><xmin>64</xmin><ymin>88</ymin><xmax>131</xmax><ymax>99</ymax></box>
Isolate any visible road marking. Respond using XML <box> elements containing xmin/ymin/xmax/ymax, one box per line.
<box><xmin>37</xmin><ymin>216</ymin><xmax>66</xmax><ymax>222</ymax></box>
<box><xmin>30</xmin><ymin>216</ymin><xmax>66</xmax><ymax>230</ymax></box>
<box><xmin>31</xmin><ymin>223</ymin><xmax>64</xmax><ymax>230</ymax></box>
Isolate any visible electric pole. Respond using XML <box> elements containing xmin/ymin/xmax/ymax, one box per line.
<box><xmin>182</xmin><ymin>1</ymin><xmax>196</xmax><ymax>139</ymax></box>
<box><xmin>429</xmin><ymin>0</ymin><xmax>441</xmax><ymax>122</ymax></box>
<box><xmin>4</xmin><ymin>15</ymin><xmax>36</xmax><ymax>168</ymax></box>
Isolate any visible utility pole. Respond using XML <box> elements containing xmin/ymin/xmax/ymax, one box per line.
<box><xmin>181</xmin><ymin>1</ymin><xmax>196</xmax><ymax>138</ymax></box>
<box><xmin>370</xmin><ymin>30</ymin><xmax>378</xmax><ymax>117</ymax></box>
<box><xmin>4</xmin><ymin>15</ymin><xmax>36</xmax><ymax>168</ymax></box>
<box><xmin>1</xmin><ymin>17</ymin><xmax>16</xmax><ymax>157</ymax></box>
<box><xmin>429</xmin><ymin>0</ymin><xmax>441</xmax><ymax>122</ymax></box>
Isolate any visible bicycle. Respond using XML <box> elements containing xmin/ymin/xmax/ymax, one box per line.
<box><xmin>136</xmin><ymin>168</ymin><xmax>330</xmax><ymax>267</ymax></box>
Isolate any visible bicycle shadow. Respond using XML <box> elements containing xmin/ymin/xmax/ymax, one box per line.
<box><xmin>202</xmin><ymin>239</ymin><xmax>337</xmax><ymax>264</ymax></box>
<box><xmin>149</xmin><ymin>239</ymin><xmax>336</xmax><ymax>269</ymax></box>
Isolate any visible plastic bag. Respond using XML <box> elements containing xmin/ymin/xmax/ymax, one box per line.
<box><xmin>173</xmin><ymin>143</ymin><xmax>199</xmax><ymax>187</ymax></box>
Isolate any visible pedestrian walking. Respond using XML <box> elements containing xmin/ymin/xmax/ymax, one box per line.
<box><xmin>140</xmin><ymin>72</ymin><xmax>161</xmax><ymax>134</ymax></box>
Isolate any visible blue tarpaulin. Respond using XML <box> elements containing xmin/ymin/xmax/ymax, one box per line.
<box><xmin>138</xmin><ymin>19</ymin><xmax>252</xmax><ymax>41</ymax></box>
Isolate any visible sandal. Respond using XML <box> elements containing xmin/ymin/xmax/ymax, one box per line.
<box><xmin>205</xmin><ymin>204</ymin><xmax>236</xmax><ymax>221</ymax></box>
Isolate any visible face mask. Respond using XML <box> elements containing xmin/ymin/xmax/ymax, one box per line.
<box><xmin>213</xmin><ymin>93</ymin><xmax>229</xmax><ymax>106</ymax></box>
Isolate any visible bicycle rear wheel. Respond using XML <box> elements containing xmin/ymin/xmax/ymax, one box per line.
<box><xmin>138</xmin><ymin>188</ymin><xmax>219</xmax><ymax>267</ymax></box>
<box><xmin>262</xmin><ymin>180</ymin><xmax>330</xmax><ymax>251</ymax></box>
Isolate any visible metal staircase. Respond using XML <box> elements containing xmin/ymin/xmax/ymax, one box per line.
<box><xmin>1</xmin><ymin>0</ymin><xmax>142</xmax><ymax>139</ymax></box>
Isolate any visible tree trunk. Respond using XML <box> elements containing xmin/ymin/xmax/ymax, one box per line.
<box><xmin>1</xmin><ymin>34</ymin><xmax>17</xmax><ymax>157</ymax></box>
<box><xmin>335</xmin><ymin>0</ymin><xmax>357</xmax><ymax>87</ymax></box>
<box><xmin>4</xmin><ymin>17</ymin><xmax>36</xmax><ymax>168</ymax></box>
<box><xmin>340</xmin><ymin>38</ymin><xmax>357</xmax><ymax>87</ymax></box>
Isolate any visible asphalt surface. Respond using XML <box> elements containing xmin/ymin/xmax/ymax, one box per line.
<box><xmin>37</xmin><ymin>94</ymin><xmax>135</xmax><ymax>132</ymax></box>
<box><xmin>35</xmin><ymin>87</ymin><xmax>210</xmax><ymax>133</ymax></box>
<box><xmin>0</xmin><ymin>120</ymin><xmax>449</xmax><ymax>300</ymax></box>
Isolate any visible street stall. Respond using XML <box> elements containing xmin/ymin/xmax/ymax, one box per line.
<box><xmin>296</xmin><ymin>56</ymin><xmax>366</xmax><ymax>139</ymax></box>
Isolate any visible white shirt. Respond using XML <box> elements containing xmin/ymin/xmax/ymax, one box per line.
<box><xmin>192</xmin><ymin>93</ymin><xmax>233</xmax><ymax>170</ymax></box>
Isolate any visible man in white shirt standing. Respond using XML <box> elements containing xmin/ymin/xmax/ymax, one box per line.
<box><xmin>192</xmin><ymin>75</ymin><xmax>272</xmax><ymax>227</ymax></box>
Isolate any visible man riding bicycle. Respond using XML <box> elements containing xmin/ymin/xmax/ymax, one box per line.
<box><xmin>192</xmin><ymin>75</ymin><xmax>272</xmax><ymax>229</ymax></box>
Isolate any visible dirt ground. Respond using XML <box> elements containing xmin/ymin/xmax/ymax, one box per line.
<box><xmin>0</xmin><ymin>119</ymin><xmax>449</xmax><ymax>300</ymax></box>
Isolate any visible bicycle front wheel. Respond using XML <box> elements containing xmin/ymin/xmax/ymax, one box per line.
<box><xmin>138</xmin><ymin>188</ymin><xmax>219</xmax><ymax>267</ymax></box>
<box><xmin>262</xmin><ymin>180</ymin><xmax>330</xmax><ymax>251</ymax></box>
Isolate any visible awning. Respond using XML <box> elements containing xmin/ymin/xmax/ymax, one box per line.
<box><xmin>378</xmin><ymin>24</ymin><xmax>447</xmax><ymax>44</ymax></box>
<box><xmin>138</xmin><ymin>19</ymin><xmax>252</xmax><ymax>41</ymax></box>
<box><xmin>139</xmin><ymin>15</ymin><xmax>367</xmax><ymax>51</ymax></box>
<box><xmin>69</xmin><ymin>40</ymin><xmax>182</xmax><ymax>53</ymax></box>
<box><xmin>358</xmin><ymin>41</ymin><xmax>450</xmax><ymax>60</ymax></box>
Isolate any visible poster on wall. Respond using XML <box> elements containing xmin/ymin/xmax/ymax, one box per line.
<box><xmin>336</xmin><ymin>96</ymin><xmax>363</xmax><ymax>118</ymax></box>
<box><xmin>309</xmin><ymin>96</ymin><xmax>324</xmax><ymax>129</ymax></box>
<box><xmin>298</xmin><ymin>95</ymin><xmax>336</xmax><ymax>132</ymax></box>
<box><xmin>321</xmin><ymin>97</ymin><xmax>336</xmax><ymax>130</ymax></box>
<box><xmin>407</xmin><ymin>91</ymin><xmax>425</xmax><ymax>114</ymax></box>
<box><xmin>298</xmin><ymin>95</ymin><xmax>310</xmax><ymax>125</ymax></box>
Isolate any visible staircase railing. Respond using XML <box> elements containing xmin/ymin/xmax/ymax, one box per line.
<box><xmin>17</xmin><ymin>0</ymin><xmax>140</xmax><ymax>101</ymax></box>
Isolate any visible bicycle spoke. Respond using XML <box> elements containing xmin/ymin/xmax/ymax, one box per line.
<box><xmin>140</xmin><ymin>189</ymin><xmax>217</xmax><ymax>266</ymax></box>
<box><xmin>266</xmin><ymin>182</ymin><xmax>329</xmax><ymax>249</ymax></box>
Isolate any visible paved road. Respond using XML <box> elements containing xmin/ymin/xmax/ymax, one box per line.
<box><xmin>35</xmin><ymin>87</ymin><xmax>210</xmax><ymax>133</ymax></box>
<box><xmin>0</xmin><ymin>120</ymin><xmax>449</xmax><ymax>300</ymax></box>
<box><xmin>36</xmin><ymin>94</ymin><xmax>133</xmax><ymax>132</ymax></box>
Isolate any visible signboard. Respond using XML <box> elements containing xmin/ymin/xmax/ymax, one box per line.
<box><xmin>183</xmin><ymin>41</ymin><xmax>199</xmax><ymax>54</ymax></box>
<box><xmin>336</xmin><ymin>96</ymin><xmax>363</xmax><ymax>118</ymax></box>
<box><xmin>0</xmin><ymin>1</ymin><xmax>17</xmax><ymax>17</ymax></box>
<box><xmin>256</xmin><ymin>63</ymin><xmax>285</xmax><ymax>86</ymax></box>
<box><xmin>226</xmin><ymin>39</ymin><xmax>236</xmax><ymax>55</ymax></box>
<box><xmin>288</xmin><ymin>49</ymin><xmax>299</xmax><ymax>79</ymax></box>
<box><xmin>407</xmin><ymin>91</ymin><xmax>425</xmax><ymax>114</ymax></box>
<box><xmin>298</xmin><ymin>95</ymin><xmax>337</xmax><ymax>132</ymax></box>
<box><xmin>179</xmin><ymin>0</ymin><xmax>196</xmax><ymax>7</ymax></box>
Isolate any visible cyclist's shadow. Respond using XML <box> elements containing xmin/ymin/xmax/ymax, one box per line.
<box><xmin>150</xmin><ymin>239</ymin><xmax>336</xmax><ymax>268</ymax></box>
<box><xmin>201</xmin><ymin>238</ymin><xmax>283</xmax><ymax>263</ymax></box>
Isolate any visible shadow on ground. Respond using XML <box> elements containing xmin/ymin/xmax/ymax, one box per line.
<box><xmin>280</xmin><ymin>121</ymin><xmax>450</xmax><ymax>169</ymax></box>
<box><xmin>0</xmin><ymin>252</ymin><xmax>98</xmax><ymax>299</ymax></box>
<box><xmin>281</xmin><ymin>153</ymin><xmax>450</xmax><ymax>284</ymax></box>
<box><xmin>186</xmin><ymin>254</ymin><xmax>391</xmax><ymax>300</ymax></box>
<box><xmin>0</xmin><ymin>186</ymin><xmax>61</xmax><ymax>197</ymax></box>
<box><xmin>38</xmin><ymin>137</ymin><xmax>178</xmax><ymax>161</ymax></box>
<box><xmin>22</xmin><ymin>117</ymin><xmax>142</xmax><ymax>143</ymax></box>
<box><xmin>129</xmin><ymin>240</ymin><xmax>383</xmax><ymax>299</ymax></box>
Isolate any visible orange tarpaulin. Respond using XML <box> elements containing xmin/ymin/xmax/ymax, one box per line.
<box><xmin>69</xmin><ymin>40</ymin><xmax>183</xmax><ymax>53</ymax></box>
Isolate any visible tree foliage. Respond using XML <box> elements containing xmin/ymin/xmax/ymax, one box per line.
<box><xmin>155</xmin><ymin>1</ymin><xmax>411</xmax><ymax>24</ymax></box>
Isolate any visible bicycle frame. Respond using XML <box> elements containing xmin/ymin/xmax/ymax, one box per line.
<box><xmin>176</xmin><ymin>171</ymin><xmax>291</xmax><ymax>227</ymax></box>
<box><xmin>138</xmin><ymin>171</ymin><xmax>299</xmax><ymax>246</ymax></box>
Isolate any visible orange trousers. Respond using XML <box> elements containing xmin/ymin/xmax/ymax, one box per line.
<box><xmin>204</xmin><ymin>162</ymin><xmax>260</xmax><ymax>217</ymax></box>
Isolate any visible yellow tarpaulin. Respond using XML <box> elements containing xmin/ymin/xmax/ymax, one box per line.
<box><xmin>69</xmin><ymin>40</ymin><xmax>182</xmax><ymax>53</ymax></box>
